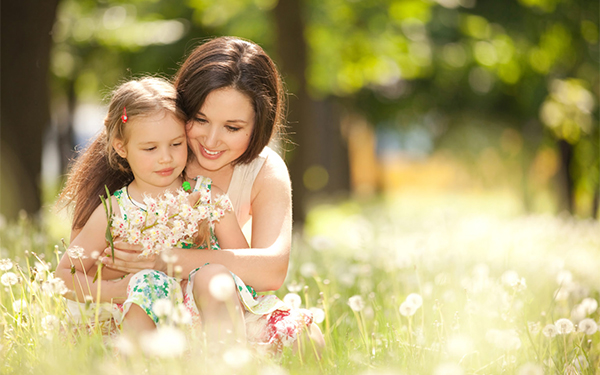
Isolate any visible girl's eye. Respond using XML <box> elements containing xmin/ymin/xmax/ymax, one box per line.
<box><xmin>172</xmin><ymin>142</ymin><xmax>183</xmax><ymax>147</ymax></box>
<box><xmin>144</xmin><ymin>147</ymin><xmax>156</xmax><ymax>151</ymax></box>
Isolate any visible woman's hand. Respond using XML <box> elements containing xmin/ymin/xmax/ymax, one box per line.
<box><xmin>101</xmin><ymin>241</ymin><xmax>166</xmax><ymax>274</ymax></box>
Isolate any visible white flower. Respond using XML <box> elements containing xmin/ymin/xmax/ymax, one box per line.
<box><xmin>348</xmin><ymin>295</ymin><xmax>365</xmax><ymax>312</ymax></box>
<box><xmin>580</xmin><ymin>298</ymin><xmax>598</xmax><ymax>315</ymax></box>
<box><xmin>67</xmin><ymin>246</ymin><xmax>85</xmax><ymax>259</ymax></box>
<box><xmin>577</xmin><ymin>318</ymin><xmax>597</xmax><ymax>335</ymax></box>
<box><xmin>284</xmin><ymin>293</ymin><xmax>302</xmax><ymax>309</ymax></box>
<box><xmin>556</xmin><ymin>270</ymin><xmax>573</xmax><ymax>285</ymax></box>
<box><xmin>399</xmin><ymin>301</ymin><xmax>417</xmax><ymax>317</ymax></box>
<box><xmin>542</xmin><ymin>324</ymin><xmax>558</xmax><ymax>338</ymax></box>
<box><xmin>12</xmin><ymin>299</ymin><xmax>27</xmax><ymax>313</ymax></box>
<box><xmin>555</xmin><ymin>318</ymin><xmax>574</xmax><ymax>334</ymax></box>
<box><xmin>1</xmin><ymin>272</ymin><xmax>19</xmax><ymax>286</ymax></box>
<box><xmin>172</xmin><ymin>304</ymin><xmax>192</xmax><ymax>325</ymax></box>
<box><xmin>516</xmin><ymin>362</ymin><xmax>544</xmax><ymax>375</ymax></box>
<box><xmin>309</xmin><ymin>307</ymin><xmax>325</xmax><ymax>324</ymax></box>
<box><xmin>152</xmin><ymin>299</ymin><xmax>173</xmax><ymax>318</ymax></box>
<box><xmin>0</xmin><ymin>258</ymin><xmax>13</xmax><ymax>271</ymax></box>
<box><xmin>446</xmin><ymin>335</ymin><xmax>474</xmax><ymax>358</ymax></box>
<box><xmin>208</xmin><ymin>273</ymin><xmax>235</xmax><ymax>302</ymax></box>
<box><xmin>140</xmin><ymin>326</ymin><xmax>187</xmax><ymax>357</ymax></box>
<box><xmin>41</xmin><ymin>315</ymin><xmax>60</xmax><ymax>331</ymax></box>
<box><xmin>405</xmin><ymin>293</ymin><xmax>423</xmax><ymax>309</ymax></box>
<box><xmin>286</xmin><ymin>281</ymin><xmax>302</xmax><ymax>293</ymax></box>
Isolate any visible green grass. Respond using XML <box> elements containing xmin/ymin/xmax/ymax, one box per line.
<box><xmin>1</xmin><ymin>192</ymin><xmax>599</xmax><ymax>374</ymax></box>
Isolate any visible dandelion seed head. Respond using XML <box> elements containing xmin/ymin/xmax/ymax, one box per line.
<box><xmin>172</xmin><ymin>304</ymin><xmax>192</xmax><ymax>325</ymax></box>
<box><xmin>90</xmin><ymin>251</ymin><xmax>100</xmax><ymax>260</ymax></box>
<box><xmin>542</xmin><ymin>324</ymin><xmax>558</xmax><ymax>338</ymax></box>
<box><xmin>572</xmin><ymin>355</ymin><xmax>589</xmax><ymax>371</ymax></box>
<box><xmin>446</xmin><ymin>335</ymin><xmax>473</xmax><ymax>358</ymax></box>
<box><xmin>405</xmin><ymin>293</ymin><xmax>423</xmax><ymax>309</ymax></box>
<box><xmin>160</xmin><ymin>250</ymin><xmax>178</xmax><ymax>264</ymax></box>
<box><xmin>12</xmin><ymin>299</ymin><xmax>27</xmax><ymax>313</ymax></box>
<box><xmin>580</xmin><ymin>297</ymin><xmax>598</xmax><ymax>315</ymax></box>
<box><xmin>140</xmin><ymin>326</ymin><xmax>186</xmax><ymax>357</ymax></box>
<box><xmin>501</xmin><ymin>270</ymin><xmax>520</xmax><ymax>287</ymax></box>
<box><xmin>556</xmin><ymin>270</ymin><xmax>572</xmax><ymax>285</ymax></box>
<box><xmin>553</xmin><ymin>288</ymin><xmax>569</xmax><ymax>301</ymax></box>
<box><xmin>152</xmin><ymin>299</ymin><xmax>173</xmax><ymax>318</ymax></box>
<box><xmin>41</xmin><ymin>276</ymin><xmax>68</xmax><ymax>296</ymax></box>
<box><xmin>1</xmin><ymin>272</ymin><xmax>19</xmax><ymax>286</ymax></box>
<box><xmin>300</xmin><ymin>262</ymin><xmax>317</xmax><ymax>278</ymax></box>
<box><xmin>208</xmin><ymin>273</ymin><xmax>235</xmax><ymax>302</ymax></box>
<box><xmin>283</xmin><ymin>293</ymin><xmax>302</xmax><ymax>309</ymax></box>
<box><xmin>0</xmin><ymin>259</ymin><xmax>13</xmax><ymax>271</ymax></box>
<box><xmin>222</xmin><ymin>346</ymin><xmax>252</xmax><ymax>369</ymax></box>
<box><xmin>527</xmin><ymin>321</ymin><xmax>541</xmax><ymax>335</ymax></box>
<box><xmin>67</xmin><ymin>246</ymin><xmax>85</xmax><ymax>259</ymax></box>
<box><xmin>576</xmin><ymin>318</ymin><xmax>597</xmax><ymax>335</ymax></box>
<box><xmin>41</xmin><ymin>314</ymin><xmax>59</xmax><ymax>331</ymax></box>
<box><xmin>113</xmin><ymin>335</ymin><xmax>136</xmax><ymax>356</ymax></box>
<box><xmin>309</xmin><ymin>307</ymin><xmax>325</xmax><ymax>324</ymax></box>
<box><xmin>433</xmin><ymin>362</ymin><xmax>464</xmax><ymax>375</ymax></box>
<box><xmin>554</xmin><ymin>318</ymin><xmax>574</xmax><ymax>334</ymax></box>
<box><xmin>286</xmin><ymin>281</ymin><xmax>302</xmax><ymax>293</ymax></box>
<box><xmin>516</xmin><ymin>363</ymin><xmax>544</xmax><ymax>375</ymax></box>
<box><xmin>399</xmin><ymin>301</ymin><xmax>417</xmax><ymax>317</ymax></box>
<box><xmin>348</xmin><ymin>295</ymin><xmax>365</xmax><ymax>312</ymax></box>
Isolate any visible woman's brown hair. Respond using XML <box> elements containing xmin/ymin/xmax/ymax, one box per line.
<box><xmin>57</xmin><ymin>77</ymin><xmax>186</xmax><ymax>231</ymax></box>
<box><xmin>174</xmin><ymin>37</ymin><xmax>286</xmax><ymax>164</ymax></box>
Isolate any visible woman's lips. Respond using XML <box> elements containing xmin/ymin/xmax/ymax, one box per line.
<box><xmin>200</xmin><ymin>145</ymin><xmax>224</xmax><ymax>159</ymax></box>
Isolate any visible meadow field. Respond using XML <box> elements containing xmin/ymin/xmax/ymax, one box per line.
<box><xmin>1</xmin><ymin>192</ymin><xmax>598</xmax><ymax>374</ymax></box>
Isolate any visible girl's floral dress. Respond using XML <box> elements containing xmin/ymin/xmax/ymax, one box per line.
<box><xmin>110</xmin><ymin>176</ymin><xmax>312</xmax><ymax>353</ymax></box>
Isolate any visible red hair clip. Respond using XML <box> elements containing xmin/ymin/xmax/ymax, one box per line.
<box><xmin>121</xmin><ymin>107</ymin><xmax>128</xmax><ymax>123</ymax></box>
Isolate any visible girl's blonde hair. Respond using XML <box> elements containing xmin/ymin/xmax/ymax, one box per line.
<box><xmin>58</xmin><ymin>77</ymin><xmax>186</xmax><ymax>231</ymax></box>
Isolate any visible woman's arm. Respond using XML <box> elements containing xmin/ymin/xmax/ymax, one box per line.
<box><xmin>102</xmin><ymin>154</ymin><xmax>292</xmax><ymax>291</ymax></box>
<box><xmin>212</xmin><ymin>185</ymin><xmax>249</xmax><ymax>250</ymax></box>
<box><xmin>56</xmin><ymin>201</ymin><xmax>130</xmax><ymax>303</ymax></box>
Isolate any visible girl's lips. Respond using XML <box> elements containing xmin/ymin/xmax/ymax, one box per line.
<box><xmin>156</xmin><ymin>168</ymin><xmax>175</xmax><ymax>176</ymax></box>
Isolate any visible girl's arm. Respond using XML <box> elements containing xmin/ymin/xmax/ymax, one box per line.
<box><xmin>211</xmin><ymin>185</ymin><xmax>249</xmax><ymax>250</ymax></box>
<box><xmin>102</xmin><ymin>154</ymin><xmax>292</xmax><ymax>292</ymax></box>
<box><xmin>56</xmin><ymin>201</ymin><xmax>130</xmax><ymax>303</ymax></box>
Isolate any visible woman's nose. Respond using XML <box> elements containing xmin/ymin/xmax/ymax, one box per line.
<box><xmin>203</xmin><ymin>126</ymin><xmax>219</xmax><ymax>148</ymax></box>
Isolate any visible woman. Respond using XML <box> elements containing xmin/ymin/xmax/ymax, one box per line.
<box><xmin>96</xmin><ymin>37</ymin><xmax>323</xmax><ymax>351</ymax></box>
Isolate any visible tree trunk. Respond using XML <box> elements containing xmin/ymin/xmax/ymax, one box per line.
<box><xmin>1</xmin><ymin>0</ymin><xmax>60</xmax><ymax>219</ymax></box>
<box><xmin>273</xmin><ymin>0</ymin><xmax>350</xmax><ymax>226</ymax></box>
<box><xmin>557</xmin><ymin>139</ymin><xmax>574</xmax><ymax>213</ymax></box>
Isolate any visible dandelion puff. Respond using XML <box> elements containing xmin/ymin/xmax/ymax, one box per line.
<box><xmin>348</xmin><ymin>295</ymin><xmax>365</xmax><ymax>312</ymax></box>
<box><xmin>556</xmin><ymin>270</ymin><xmax>572</xmax><ymax>285</ymax></box>
<box><xmin>433</xmin><ymin>362</ymin><xmax>464</xmax><ymax>375</ymax></box>
<box><xmin>309</xmin><ymin>307</ymin><xmax>325</xmax><ymax>324</ymax></box>
<box><xmin>542</xmin><ymin>324</ymin><xmax>558</xmax><ymax>338</ymax></box>
<box><xmin>0</xmin><ymin>259</ymin><xmax>13</xmax><ymax>271</ymax></box>
<box><xmin>67</xmin><ymin>246</ymin><xmax>85</xmax><ymax>259</ymax></box>
<box><xmin>501</xmin><ymin>270</ymin><xmax>519</xmax><ymax>287</ymax></box>
<box><xmin>517</xmin><ymin>362</ymin><xmax>543</xmax><ymax>375</ymax></box>
<box><xmin>259</xmin><ymin>364</ymin><xmax>289</xmax><ymax>375</ymax></box>
<box><xmin>572</xmin><ymin>355</ymin><xmax>589</xmax><ymax>371</ymax></box>
<box><xmin>555</xmin><ymin>318</ymin><xmax>574</xmax><ymax>334</ymax></box>
<box><xmin>12</xmin><ymin>299</ymin><xmax>27</xmax><ymax>313</ymax></box>
<box><xmin>222</xmin><ymin>346</ymin><xmax>253</xmax><ymax>369</ymax></box>
<box><xmin>1</xmin><ymin>272</ymin><xmax>19</xmax><ymax>286</ymax></box>
<box><xmin>140</xmin><ymin>326</ymin><xmax>187</xmax><ymax>357</ymax></box>
<box><xmin>113</xmin><ymin>335</ymin><xmax>136</xmax><ymax>356</ymax></box>
<box><xmin>172</xmin><ymin>304</ymin><xmax>192</xmax><ymax>325</ymax></box>
<box><xmin>208</xmin><ymin>273</ymin><xmax>235</xmax><ymax>302</ymax></box>
<box><xmin>90</xmin><ymin>251</ymin><xmax>100</xmax><ymax>260</ymax></box>
<box><xmin>405</xmin><ymin>293</ymin><xmax>423</xmax><ymax>309</ymax></box>
<box><xmin>152</xmin><ymin>299</ymin><xmax>173</xmax><ymax>318</ymax></box>
<box><xmin>528</xmin><ymin>321</ymin><xmax>541</xmax><ymax>335</ymax></box>
<box><xmin>284</xmin><ymin>293</ymin><xmax>302</xmax><ymax>309</ymax></box>
<box><xmin>286</xmin><ymin>281</ymin><xmax>302</xmax><ymax>293</ymax></box>
<box><xmin>580</xmin><ymin>297</ymin><xmax>598</xmax><ymax>315</ymax></box>
<box><xmin>160</xmin><ymin>250</ymin><xmax>178</xmax><ymax>265</ymax></box>
<box><xmin>300</xmin><ymin>262</ymin><xmax>317</xmax><ymax>278</ymax></box>
<box><xmin>399</xmin><ymin>301</ymin><xmax>417</xmax><ymax>317</ymax></box>
<box><xmin>577</xmin><ymin>318</ymin><xmax>597</xmax><ymax>335</ymax></box>
<box><xmin>41</xmin><ymin>315</ymin><xmax>60</xmax><ymax>331</ymax></box>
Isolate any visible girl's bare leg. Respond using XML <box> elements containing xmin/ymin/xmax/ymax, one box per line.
<box><xmin>191</xmin><ymin>263</ymin><xmax>246</xmax><ymax>347</ymax></box>
<box><xmin>122</xmin><ymin>304</ymin><xmax>156</xmax><ymax>335</ymax></box>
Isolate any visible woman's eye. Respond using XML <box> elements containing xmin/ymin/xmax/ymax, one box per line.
<box><xmin>226</xmin><ymin>126</ymin><xmax>241</xmax><ymax>132</ymax></box>
<box><xmin>194</xmin><ymin>117</ymin><xmax>207</xmax><ymax>124</ymax></box>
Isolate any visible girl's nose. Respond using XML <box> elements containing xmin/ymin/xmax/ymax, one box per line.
<box><xmin>159</xmin><ymin>148</ymin><xmax>173</xmax><ymax>163</ymax></box>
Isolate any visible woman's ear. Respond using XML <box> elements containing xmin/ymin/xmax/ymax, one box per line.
<box><xmin>112</xmin><ymin>139</ymin><xmax>127</xmax><ymax>158</ymax></box>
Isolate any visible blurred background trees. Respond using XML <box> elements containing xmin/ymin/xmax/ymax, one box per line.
<box><xmin>1</xmin><ymin>0</ymin><xmax>598</xmax><ymax>223</ymax></box>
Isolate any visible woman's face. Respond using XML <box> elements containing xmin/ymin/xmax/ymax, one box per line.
<box><xmin>186</xmin><ymin>87</ymin><xmax>255</xmax><ymax>174</ymax></box>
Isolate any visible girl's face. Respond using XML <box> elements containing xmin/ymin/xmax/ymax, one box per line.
<box><xmin>186</xmin><ymin>87</ymin><xmax>255</xmax><ymax>174</ymax></box>
<box><xmin>113</xmin><ymin>110</ymin><xmax>187</xmax><ymax>195</ymax></box>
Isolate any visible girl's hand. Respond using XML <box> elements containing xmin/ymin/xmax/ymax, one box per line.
<box><xmin>108</xmin><ymin>273</ymin><xmax>134</xmax><ymax>302</ymax></box>
<box><xmin>187</xmin><ymin>191</ymin><xmax>201</xmax><ymax>207</ymax></box>
<box><xmin>101</xmin><ymin>240</ymin><xmax>166</xmax><ymax>274</ymax></box>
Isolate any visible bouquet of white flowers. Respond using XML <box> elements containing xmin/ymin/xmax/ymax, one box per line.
<box><xmin>105</xmin><ymin>187</ymin><xmax>232</xmax><ymax>257</ymax></box>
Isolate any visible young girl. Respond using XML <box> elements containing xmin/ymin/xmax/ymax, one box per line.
<box><xmin>55</xmin><ymin>77</ymin><xmax>248</xmax><ymax>336</ymax></box>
